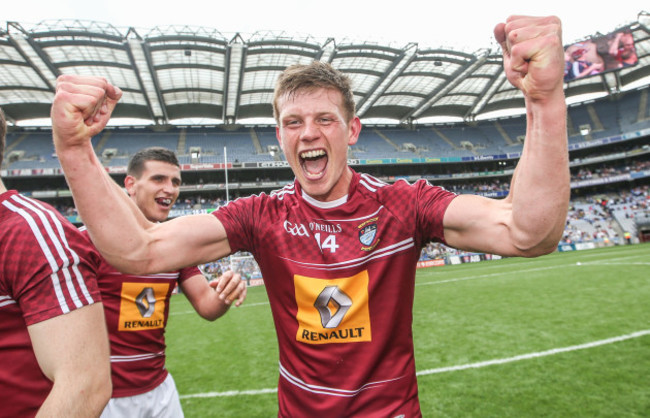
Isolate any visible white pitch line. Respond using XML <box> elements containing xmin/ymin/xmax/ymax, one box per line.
<box><xmin>181</xmin><ymin>388</ymin><xmax>277</xmax><ymax>399</ymax></box>
<box><xmin>582</xmin><ymin>262</ymin><xmax>650</xmax><ymax>266</ymax></box>
<box><xmin>171</xmin><ymin>301</ymin><xmax>270</xmax><ymax>316</ymax></box>
<box><xmin>416</xmin><ymin>251</ymin><xmax>650</xmax><ymax>287</ymax></box>
<box><xmin>179</xmin><ymin>330</ymin><xmax>650</xmax><ymax>399</ymax></box>
<box><xmin>415</xmin><ymin>265</ymin><xmax>562</xmax><ymax>287</ymax></box>
<box><xmin>416</xmin><ymin>329</ymin><xmax>650</xmax><ymax>376</ymax></box>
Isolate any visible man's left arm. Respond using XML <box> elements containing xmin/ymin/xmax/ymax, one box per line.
<box><xmin>29</xmin><ymin>303</ymin><xmax>112</xmax><ymax>417</ymax></box>
<box><xmin>181</xmin><ymin>270</ymin><xmax>247</xmax><ymax>321</ymax></box>
<box><xmin>443</xmin><ymin>15</ymin><xmax>570</xmax><ymax>257</ymax></box>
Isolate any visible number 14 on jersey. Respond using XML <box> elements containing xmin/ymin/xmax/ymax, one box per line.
<box><xmin>314</xmin><ymin>233</ymin><xmax>339</xmax><ymax>253</ymax></box>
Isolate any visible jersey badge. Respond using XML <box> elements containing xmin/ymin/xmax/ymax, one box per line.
<box><xmin>358</xmin><ymin>217</ymin><xmax>380</xmax><ymax>251</ymax></box>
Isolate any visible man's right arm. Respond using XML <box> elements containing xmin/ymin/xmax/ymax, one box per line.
<box><xmin>52</xmin><ymin>74</ymin><xmax>231</xmax><ymax>273</ymax></box>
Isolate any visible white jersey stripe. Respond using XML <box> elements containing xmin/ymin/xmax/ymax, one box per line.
<box><xmin>0</xmin><ymin>295</ymin><xmax>17</xmax><ymax>308</ymax></box>
<box><xmin>5</xmin><ymin>197</ymin><xmax>60</xmax><ymax>272</ymax></box>
<box><xmin>358</xmin><ymin>179</ymin><xmax>377</xmax><ymax>192</ymax></box>
<box><xmin>110</xmin><ymin>351</ymin><xmax>165</xmax><ymax>362</ymax></box>
<box><xmin>268</xmin><ymin>183</ymin><xmax>295</xmax><ymax>200</ymax></box>
<box><xmin>59</xmin><ymin>265</ymin><xmax>82</xmax><ymax>309</ymax></box>
<box><xmin>2</xmin><ymin>195</ymin><xmax>95</xmax><ymax>313</ymax></box>
<box><xmin>104</xmin><ymin>272</ymin><xmax>180</xmax><ymax>280</ymax></box>
<box><xmin>279</xmin><ymin>362</ymin><xmax>404</xmax><ymax>397</ymax></box>
<box><xmin>329</xmin><ymin>242</ymin><xmax>415</xmax><ymax>271</ymax></box>
<box><xmin>12</xmin><ymin>194</ymin><xmax>86</xmax><ymax>308</ymax></box>
<box><xmin>279</xmin><ymin>237</ymin><xmax>415</xmax><ymax>271</ymax></box>
<box><xmin>359</xmin><ymin>173</ymin><xmax>388</xmax><ymax>188</ymax></box>
<box><xmin>29</xmin><ymin>197</ymin><xmax>94</xmax><ymax>304</ymax></box>
<box><xmin>3</xmin><ymin>199</ymin><xmax>70</xmax><ymax>313</ymax></box>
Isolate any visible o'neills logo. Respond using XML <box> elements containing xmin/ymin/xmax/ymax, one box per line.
<box><xmin>309</xmin><ymin>222</ymin><xmax>342</xmax><ymax>234</ymax></box>
<box><xmin>358</xmin><ymin>217</ymin><xmax>380</xmax><ymax>251</ymax></box>
<box><xmin>118</xmin><ymin>282</ymin><xmax>169</xmax><ymax>331</ymax></box>
<box><xmin>294</xmin><ymin>271</ymin><xmax>371</xmax><ymax>345</ymax></box>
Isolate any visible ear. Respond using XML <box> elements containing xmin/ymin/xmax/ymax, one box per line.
<box><xmin>275</xmin><ymin>126</ymin><xmax>285</xmax><ymax>152</ymax></box>
<box><xmin>347</xmin><ymin>116</ymin><xmax>361</xmax><ymax>146</ymax></box>
<box><xmin>124</xmin><ymin>175</ymin><xmax>136</xmax><ymax>197</ymax></box>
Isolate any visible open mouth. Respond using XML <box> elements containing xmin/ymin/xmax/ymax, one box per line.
<box><xmin>155</xmin><ymin>197</ymin><xmax>173</xmax><ymax>207</ymax></box>
<box><xmin>300</xmin><ymin>149</ymin><xmax>328</xmax><ymax>179</ymax></box>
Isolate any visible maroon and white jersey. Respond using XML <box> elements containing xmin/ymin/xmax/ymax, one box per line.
<box><xmin>0</xmin><ymin>190</ymin><xmax>101</xmax><ymax>417</ymax></box>
<box><xmin>214</xmin><ymin>170</ymin><xmax>456</xmax><ymax>417</ymax></box>
<box><xmin>80</xmin><ymin>228</ymin><xmax>200</xmax><ymax>398</ymax></box>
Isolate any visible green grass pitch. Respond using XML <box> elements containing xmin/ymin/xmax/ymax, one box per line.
<box><xmin>166</xmin><ymin>243</ymin><xmax>650</xmax><ymax>417</ymax></box>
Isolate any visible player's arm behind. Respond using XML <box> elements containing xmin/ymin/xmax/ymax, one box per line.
<box><xmin>28</xmin><ymin>303</ymin><xmax>111</xmax><ymax>417</ymax></box>
<box><xmin>182</xmin><ymin>269</ymin><xmax>248</xmax><ymax>321</ymax></box>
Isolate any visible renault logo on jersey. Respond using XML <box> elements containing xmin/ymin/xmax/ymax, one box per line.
<box><xmin>294</xmin><ymin>272</ymin><xmax>371</xmax><ymax>345</ymax></box>
<box><xmin>136</xmin><ymin>287</ymin><xmax>156</xmax><ymax>317</ymax></box>
<box><xmin>284</xmin><ymin>220</ymin><xmax>310</xmax><ymax>237</ymax></box>
<box><xmin>118</xmin><ymin>282</ymin><xmax>169</xmax><ymax>331</ymax></box>
<box><xmin>314</xmin><ymin>286</ymin><xmax>352</xmax><ymax>328</ymax></box>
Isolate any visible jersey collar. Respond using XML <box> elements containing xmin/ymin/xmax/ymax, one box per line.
<box><xmin>298</xmin><ymin>168</ymin><xmax>360</xmax><ymax>209</ymax></box>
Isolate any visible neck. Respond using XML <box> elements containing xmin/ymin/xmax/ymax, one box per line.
<box><xmin>0</xmin><ymin>179</ymin><xmax>6</xmax><ymax>194</ymax></box>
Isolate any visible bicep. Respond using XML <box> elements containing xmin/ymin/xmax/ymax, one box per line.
<box><xmin>147</xmin><ymin>214</ymin><xmax>232</xmax><ymax>273</ymax></box>
<box><xmin>27</xmin><ymin>303</ymin><xmax>110</xmax><ymax>382</ymax></box>
<box><xmin>443</xmin><ymin>194</ymin><xmax>519</xmax><ymax>256</ymax></box>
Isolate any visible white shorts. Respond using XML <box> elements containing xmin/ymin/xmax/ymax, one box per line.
<box><xmin>101</xmin><ymin>373</ymin><xmax>184</xmax><ymax>418</ymax></box>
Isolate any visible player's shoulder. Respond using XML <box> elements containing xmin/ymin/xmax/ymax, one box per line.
<box><xmin>269</xmin><ymin>182</ymin><xmax>298</xmax><ymax>202</ymax></box>
<box><xmin>0</xmin><ymin>193</ymin><xmax>96</xmax><ymax>262</ymax></box>
<box><xmin>220</xmin><ymin>182</ymin><xmax>297</xmax><ymax>209</ymax></box>
<box><xmin>1</xmin><ymin>193</ymin><xmax>65</xmax><ymax>233</ymax></box>
<box><xmin>356</xmin><ymin>173</ymin><xmax>453</xmax><ymax>210</ymax></box>
<box><xmin>356</xmin><ymin>172</ymin><xmax>418</xmax><ymax>198</ymax></box>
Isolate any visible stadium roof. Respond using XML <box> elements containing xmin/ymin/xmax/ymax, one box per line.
<box><xmin>1</xmin><ymin>17</ymin><xmax>649</xmax><ymax>126</ymax></box>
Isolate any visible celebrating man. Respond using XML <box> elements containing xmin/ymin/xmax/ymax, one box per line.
<box><xmin>51</xmin><ymin>15</ymin><xmax>569</xmax><ymax>416</ymax></box>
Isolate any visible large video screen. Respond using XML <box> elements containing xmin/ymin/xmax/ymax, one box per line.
<box><xmin>564</xmin><ymin>27</ymin><xmax>638</xmax><ymax>82</ymax></box>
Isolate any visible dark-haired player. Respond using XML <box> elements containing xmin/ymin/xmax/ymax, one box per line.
<box><xmin>85</xmin><ymin>147</ymin><xmax>247</xmax><ymax>417</ymax></box>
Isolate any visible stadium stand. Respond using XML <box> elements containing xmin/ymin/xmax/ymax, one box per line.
<box><xmin>0</xmin><ymin>16</ymin><xmax>648</xmax><ymax>250</ymax></box>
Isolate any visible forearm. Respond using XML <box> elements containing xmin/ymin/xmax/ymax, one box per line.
<box><xmin>51</xmin><ymin>75</ymin><xmax>155</xmax><ymax>273</ymax></box>
<box><xmin>56</xmin><ymin>141</ymin><xmax>154</xmax><ymax>272</ymax></box>
<box><xmin>37</xmin><ymin>376</ymin><xmax>110</xmax><ymax>418</ymax></box>
<box><xmin>183</xmin><ymin>272</ymin><xmax>244</xmax><ymax>320</ymax></box>
<box><xmin>508</xmin><ymin>90</ymin><xmax>570</xmax><ymax>253</ymax></box>
<box><xmin>195</xmin><ymin>294</ymin><xmax>231</xmax><ymax>321</ymax></box>
<box><xmin>31</xmin><ymin>304</ymin><xmax>112</xmax><ymax>418</ymax></box>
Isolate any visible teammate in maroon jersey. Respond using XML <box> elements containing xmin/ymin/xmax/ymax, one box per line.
<box><xmin>0</xmin><ymin>107</ymin><xmax>112</xmax><ymax>416</ymax></box>
<box><xmin>86</xmin><ymin>147</ymin><xmax>247</xmax><ymax>417</ymax></box>
<box><xmin>51</xmin><ymin>15</ymin><xmax>570</xmax><ymax>416</ymax></box>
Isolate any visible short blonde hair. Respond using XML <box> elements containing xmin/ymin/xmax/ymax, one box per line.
<box><xmin>273</xmin><ymin>61</ymin><xmax>356</xmax><ymax>123</ymax></box>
